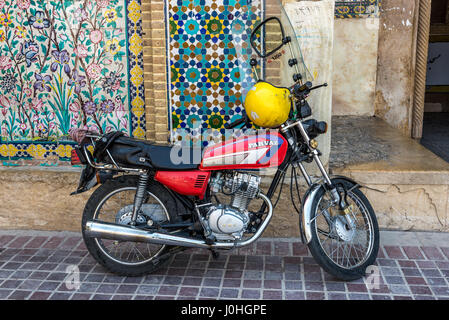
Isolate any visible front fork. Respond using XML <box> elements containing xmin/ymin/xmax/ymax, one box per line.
<box><xmin>281</xmin><ymin>121</ymin><xmax>354</xmax><ymax>228</ymax></box>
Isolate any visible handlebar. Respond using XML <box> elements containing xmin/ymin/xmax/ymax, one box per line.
<box><xmin>224</xmin><ymin>112</ymin><xmax>251</xmax><ymax>129</ymax></box>
<box><xmin>293</xmin><ymin>81</ymin><xmax>328</xmax><ymax>98</ymax></box>
<box><xmin>225</xmin><ymin>117</ymin><xmax>246</xmax><ymax>129</ymax></box>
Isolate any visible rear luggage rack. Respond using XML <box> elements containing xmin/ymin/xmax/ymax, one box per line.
<box><xmin>81</xmin><ymin>135</ymin><xmax>148</xmax><ymax>174</ymax></box>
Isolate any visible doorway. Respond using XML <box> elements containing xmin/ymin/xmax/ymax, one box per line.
<box><xmin>420</xmin><ymin>0</ymin><xmax>449</xmax><ymax>163</ymax></box>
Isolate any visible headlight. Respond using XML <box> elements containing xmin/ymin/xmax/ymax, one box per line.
<box><xmin>302</xmin><ymin>119</ymin><xmax>328</xmax><ymax>138</ymax></box>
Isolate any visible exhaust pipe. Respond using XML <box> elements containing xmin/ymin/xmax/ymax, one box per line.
<box><xmin>85</xmin><ymin>193</ymin><xmax>273</xmax><ymax>249</ymax></box>
<box><xmin>85</xmin><ymin>220</ymin><xmax>212</xmax><ymax>248</ymax></box>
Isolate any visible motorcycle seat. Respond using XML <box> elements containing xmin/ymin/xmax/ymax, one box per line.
<box><xmin>100</xmin><ymin>134</ymin><xmax>201</xmax><ymax>171</ymax></box>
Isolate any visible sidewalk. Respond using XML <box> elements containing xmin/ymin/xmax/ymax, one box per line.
<box><xmin>0</xmin><ymin>230</ymin><xmax>448</xmax><ymax>300</ymax></box>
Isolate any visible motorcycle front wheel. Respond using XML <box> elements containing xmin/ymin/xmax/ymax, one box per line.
<box><xmin>307</xmin><ymin>178</ymin><xmax>379</xmax><ymax>281</ymax></box>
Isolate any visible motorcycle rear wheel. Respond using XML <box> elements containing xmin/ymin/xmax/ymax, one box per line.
<box><xmin>81</xmin><ymin>175</ymin><xmax>180</xmax><ymax>276</ymax></box>
<box><xmin>306</xmin><ymin>179</ymin><xmax>379</xmax><ymax>281</ymax></box>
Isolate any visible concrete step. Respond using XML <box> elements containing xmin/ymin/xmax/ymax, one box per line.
<box><xmin>330</xmin><ymin>116</ymin><xmax>449</xmax><ymax>232</ymax></box>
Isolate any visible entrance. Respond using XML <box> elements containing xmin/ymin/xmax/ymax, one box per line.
<box><xmin>421</xmin><ymin>0</ymin><xmax>449</xmax><ymax>163</ymax></box>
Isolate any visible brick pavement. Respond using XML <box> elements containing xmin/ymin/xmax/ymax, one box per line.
<box><xmin>0</xmin><ymin>230</ymin><xmax>448</xmax><ymax>300</ymax></box>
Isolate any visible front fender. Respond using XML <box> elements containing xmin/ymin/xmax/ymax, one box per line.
<box><xmin>301</xmin><ymin>183</ymin><xmax>323</xmax><ymax>244</ymax></box>
<box><xmin>300</xmin><ymin>176</ymin><xmax>361</xmax><ymax>244</ymax></box>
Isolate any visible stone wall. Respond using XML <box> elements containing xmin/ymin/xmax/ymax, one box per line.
<box><xmin>374</xmin><ymin>0</ymin><xmax>418</xmax><ymax>136</ymax></box>
<box><xmin>0</xmin><ymin>167</ymin><xmax>91</xmax><ymax>231</ymax></box>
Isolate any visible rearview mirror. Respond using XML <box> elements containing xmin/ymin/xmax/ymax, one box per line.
<box><xmin>250</xmin><ymin>17</ymin><xmax>285</xmax><ymax>58</ymax></box>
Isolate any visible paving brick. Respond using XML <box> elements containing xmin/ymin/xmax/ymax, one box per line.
<box><xmin>72</xmin><ymin>293</ymin><xmax>92</xmax><ymax>300</ymax></box>
<box><xmin>401</xmin><ymin>268</ymin><xmax>421</xmax><ymax>277</ymax></box>
<box><xmin>384</xmin><ymin>246</ymin><xmax>406</xmax><ymax>259</ymax></box>
<box><xmin>220</xmin><ymin>288</ymin><xmax>239</xmax><ymax>299</ymax></box>
<box><xmin>325</xmin><ymin>282</ymin><xmax>345</xmax><ymax>292</ymax></box>
<box><xmin>256</xmin><ymin>241</ymin><xmax>272</xmax><ymax>255</ymax></box>
<box><xmin>405</xmin><ymin>277</ymin><xmax>427</xmax><ymax>285</ymax></box>
<box><xmin>384</xmin><ymin>276</ymin><xmax>405</xmax><ymax>285</ymax></box>
<box><xmin>116</xmin><ymin>284</ymin><xmax>138</xmax><ymax>295</ymax></box>
<box><xmin>29</xmin><ymin>291</ymin><xmax>51</xmax><ymax>300</ymax></box>
<box><xmin>263</xmin><ymin>290</ymin><xmax>282</xmax><ymax>299</ymax></box>
<box><xmin>241</xmin><ymin>289</ymin><xmax>261</xmax><ymax>299</ymax></box>
<box><xmin>8</xmin><ymin>237</ymin><xmax>32</xmax><ymax>249</ymax></box>
<box><xmin>416</xmin><ymin>260</ymin><xmax>437</xmax><ymax>269</ymax></box>
<box><xmin>371</xmin><ymin>294</ymin><xmax>392</xmax><ymax>300</ymax></box>
<box><xmin>425</xmin><ymin>277</ymin><xmax>447</xmax><ymax>286</ymax></box>
<box><xmin>328</xmin><ymin>293</ymin><xmax>347</xmax><ymax>300</ymax></box>
<box><xmin>0</xmin><ymin>235</ymin><xmax>14</xmax><ymax>247</ymax></box>
<box><xmin>179</xmin><ymin>286</ymin><xmax>199</xmax><ymax>297</ymax></box>
<box><xmin>202</xmin><ymin>278</ymin><xmax>221</xmax><ymax>287</ymax></box>
<box><xmin>398</xmin><ymin>260</ymin><xmax>416</xmax><ymax>268</ymax></box>
<box><xmin>199</xmin><ymin>287</ymin><xmax>219</xmax><ymax>298</ymax></box>
<box><xmin>409</xmin><ymin>285</ymin><xmax>432</xmax><ymax>295</ymax></box>
<box><xmin>182</xmin><ymin>277</ymin><xmax>202</xmax><ymax>286</ymax></box>
<box><xmin>285</xmin><ymin>291</ymin><xmax>305</xmax><ymax>300</ymax></box>
<box><xmin>264</xmin><ymin>279</ymin><xmax>282</xmax><ymax>289</ymax></box>
<box><xmin>402</xmin><ymin>246</ymin><xmax>425</xmax><ymax>260</ymax></box>
<box><xmin>222</xmin><ymin>279</ymin><xmax>241</xmax><ymax>288</ymax></box>
<box><xmin>292</xmin><ymin>244</ymin><xmax>309</xmax><ymax>256</ymax></box>
<box><xmin>97</xmin><ymin>283</ymin><xmax>119</xmax><ymax>294</ymax></box>
<box><xmin>421</xmin><ymin>247</ymin><xmax>445</xmax><ymax>260</ymax></box>
<box><xmin>9</xmin><ymin>290</ymin><xmax>32</xmax><ymax>299</ymax></box>
<box><xmin>49</xmin><ymin>292</ymin><xmax>72</xmax><ymax>300</ymax></box>
<box><xmin>273</xmin><ymin>242</ymin><xmax>290</xmax><ymax>256</ymax></box>
<box><xmin>431</xmin><ymin>286</ymin><xmax>449</xmax><ymax>296</ymax></box>
<box><xmin>306</xmin><ymin>291</ymin><xmax>325</xmax><ymax>300</ymax></box>
<box><xmin>346</xmin><ymin>283</ymin><xmax>368</xmax><ymax>293</ymax></box>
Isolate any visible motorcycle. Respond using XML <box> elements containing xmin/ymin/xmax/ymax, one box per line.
<box><xmin>69</xmin><ymin>0</ymin><xmax>379</xmax><ymax>281</ymax></box>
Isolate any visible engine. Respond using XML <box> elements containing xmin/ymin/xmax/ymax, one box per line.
<box><xmin>204</xmin><ymin>172</ymin><xmax>261</xmax><ymax>241</ymax></box>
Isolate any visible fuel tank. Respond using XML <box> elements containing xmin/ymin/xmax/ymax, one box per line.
<box><xmin>200</xmin><ymin>132</ymin><xmax>288</xmax><ymax>170</ymax></box>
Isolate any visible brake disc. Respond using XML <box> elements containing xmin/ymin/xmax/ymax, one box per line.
<box><xmin>334</xmin><ymin>216</ymin><xmax>356</xmax><ymax>242</ymax></box>
<box><xmin>115</xmin><ymin>204</ymin><xmax>167</xmax><ymax>225</ymax></box>
<box><xmin>115</xmin><ymin>205</ymin><xmax>146</xmax><ymax>225</ymax></box>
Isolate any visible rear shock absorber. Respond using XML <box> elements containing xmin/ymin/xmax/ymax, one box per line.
<box><xmin>131</xmin><ymin>173</ymin><xmax>149</xmax><ymax>225</ymax></box>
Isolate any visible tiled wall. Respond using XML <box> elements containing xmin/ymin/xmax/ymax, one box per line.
<box><xmin>0</xmin><ymin>0</ymin><xmax>145</xmax><ymax>163</ymax></box>
<box><xmin>0</xmin><ymin>0</ymin><xmax>382</xmax><ymax>164</ymax></box>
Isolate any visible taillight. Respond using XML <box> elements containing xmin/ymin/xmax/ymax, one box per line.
<box><xmin>71</xmin><ymin>149</ymin><xmax>82</xmax><ymax>165</ymax></box>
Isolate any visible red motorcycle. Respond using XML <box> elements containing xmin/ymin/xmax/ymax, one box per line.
<box><xmin>70</xmin><ymin>3</ymin><xmax>379</xmax><ymax>281</ymax></box>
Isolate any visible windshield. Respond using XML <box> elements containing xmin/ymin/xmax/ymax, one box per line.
<box><xmin>233</xmin><ymin>0</ymin><xmax>312</xmax><ymax>96</ymax></box>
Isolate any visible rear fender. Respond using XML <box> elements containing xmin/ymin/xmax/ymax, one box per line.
<box><xmin>70</xmin><ymin>168</ymin><xmax>114</xmax><ymax>195</ymax></box>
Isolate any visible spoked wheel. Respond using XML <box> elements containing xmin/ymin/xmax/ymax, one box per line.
<box><xmin>82</xmin><ymin>175</ymin><xmax>180</xmax><ymax>276</ymax></box>
<box><xmin>307</xmin><ymin>178</ymin><xmax>379</xmax><ymax>281</ymax></box>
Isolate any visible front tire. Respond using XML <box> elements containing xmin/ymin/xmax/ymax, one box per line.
<box><xmin>81</xmin><ymin>175</ymin><xmax>181</xmax><ymax>276</ymax></box>
<box><xmin>307</xmin><ymin>179</ymin><xmax>380</xmax><ymax>281</ymax></box>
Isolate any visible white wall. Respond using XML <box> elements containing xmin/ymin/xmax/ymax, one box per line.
<box><xmin>332</xmin><ymin>17</ymin><xmax>380</xmax><ymax>116</ymax></box>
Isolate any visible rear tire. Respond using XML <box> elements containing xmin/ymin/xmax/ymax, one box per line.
<box><xmin>81</xmin><ymin>175</ymin><xmax>181</xmax><ymax>276</ymax></box>
<box><xmin>306</xmin><ymin>179</ymin><xmax>379</xmax><ymax>281</ymax></box>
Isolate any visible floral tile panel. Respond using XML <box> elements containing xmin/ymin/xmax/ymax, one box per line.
<box><xmin>0</xmin><ymin>0</ymin><xmax>145</xmax><ymax>162</ymax></box>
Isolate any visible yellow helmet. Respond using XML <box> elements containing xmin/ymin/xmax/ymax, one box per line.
<box><xmin>244</xmin><ymin>82</ymin><xmax>291</xmax><ymax>128</ymax></box>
